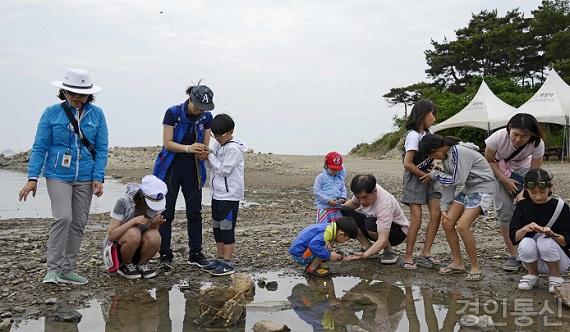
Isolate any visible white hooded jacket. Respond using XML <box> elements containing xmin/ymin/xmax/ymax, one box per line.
<box><xmin>207</xmin><ymin>137</ymin><xmax>247</xmax><ymax>201</ymax></box>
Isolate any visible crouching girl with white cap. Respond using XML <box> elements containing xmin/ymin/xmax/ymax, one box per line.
<box><xmin>509</xmin><ymin>169</ymin><xmax>570</xmax><ymax>293</ymax></box>
<box><xmin>107</xmin><ymin>175</ymin><xmax>167</xmax><ymax>279</ymax></box>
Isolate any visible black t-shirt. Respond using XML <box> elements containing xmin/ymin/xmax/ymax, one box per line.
<box><xmin>509</xmin><ymin>197</ymin><xmax>570</xmax><ymax>257</ymax></box>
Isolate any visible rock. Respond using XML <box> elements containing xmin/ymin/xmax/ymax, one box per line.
<box><xmin>265</xmin><ymin>281</ymin><xmax>278</xmax><ymax>291</ymax></box>
<box><xmin>44</xmin><ymin>298</ymin><xmax>57</xmax><ymax>305</ymax></box>
<box><xmin>459</xmin><ymin>314</ymin><xmax>494</xmax><ymax>329</ymax></box>
<box><xmin>50</xmin><ymin>306</ymin><xmax>82</xmax><ymax>323</ymax></box>
<box><xmin>252</xmin><ymin>320</ymin><xmax>290</xmax><ymax>332</ymax></box>
<box><xmin>0</xmin><ymin>313</ymin><xmax>10</xmax><ymax>319</ymax></box>
<box><xmin>247</xmin><ymin>301</ymin><xmax>291</xmax><ymax>312</ymax></box>
<box><xmin>195</xmin><ymin>274</ymin><xmax>255</xmax><ymax>328</ymax></box>
<box><xmin>555</xmin><ymin>281</ymin><xmax>570</xmax><ymax>307</ymax></box>
<box><xmin>0</xmin><ymin>318</ymin><xmax>12</xmax><ymax>330</ymax></box>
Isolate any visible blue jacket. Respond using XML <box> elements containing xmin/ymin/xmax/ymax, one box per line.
<box><xmin>28</xmin><ymin>102</ymin><xmax>108</xmax><ymax>182</ymax></box>
<box><xmin>313</xmin><ymin>169</ymin><xmax>347</xmax><ymax>209</ymax></box>
<box><xmin>289</xmin><ymin>222</ymin><xmax>337</xmax><ymax>260</ymax></box>
<box><xmin>153</xmin><ymin>100</ymin><xmax>211</xmax><ymax>188</ymax></box>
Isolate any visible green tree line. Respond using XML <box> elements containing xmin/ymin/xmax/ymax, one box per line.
<box><xmin>352</xmin><ymin>0</ymin><xmax>570</xmax><ymax>156</ymax></box>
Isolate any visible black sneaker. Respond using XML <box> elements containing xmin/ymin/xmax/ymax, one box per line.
<box><xmin>188</xmin><ymin>252</ymin><xmax>211</xmax><ymax>268</ymax></box>
<box><xmin>117</xmin><ymin>263</ymin><xmax>141</xmax><ymax>279</ymax></box>
<box><xmin>208</xmin><ymin>261</ymin><xmax>235</xmax><ymax>276</ymax></box>
<box><xmin>138</xmin><ymin>263</ymin><xmax>157</xmax><ymax>279</ymax></box>
<box><xmin>159</xmin><ymin>255</ymin><xmax>173</xmax><ymax>270</ymax></box>
<box><xmin>201</xmin><ymin>259</ymin><xmax>222</xmax><ymax>272</ymax></box>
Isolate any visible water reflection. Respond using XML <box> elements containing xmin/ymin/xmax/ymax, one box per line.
<box><xmin>288</xmin><ymin>277</ymin><xmax>406</xmax><ymax>331</ymax></box>
<box><xmin>12</xmin><ymin>272</ymin><xmax>569</xmax><ymax>331</ymax></box>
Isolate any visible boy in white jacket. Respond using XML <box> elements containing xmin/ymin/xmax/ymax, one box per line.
<box><xmin>203</xmin><ymin>114</ymin><xmax>247</xmax><ymax>276</ymax></box>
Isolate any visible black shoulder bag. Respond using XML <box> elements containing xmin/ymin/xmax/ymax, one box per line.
<box><xmin>61</xmin><ymin>102</ymin><xmax>96</xmax><ymax>159</ymax></box>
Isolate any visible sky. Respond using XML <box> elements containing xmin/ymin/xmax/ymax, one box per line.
<box><xmin>0</xmin><ymin>0</ymin><xmax>542</xmax><ymax>155</ymax></box>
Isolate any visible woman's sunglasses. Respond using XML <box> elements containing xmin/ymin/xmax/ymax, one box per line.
<box><xmin>525</xmin><ymin>181</ymin><xmax>552</xmax><ymax>190</ymax></box>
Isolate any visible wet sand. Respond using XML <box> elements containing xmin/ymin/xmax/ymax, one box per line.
<box><xmin>1</xmin><ymin>148</ymin><xmax>570</xmax><ymax>328</ymax></box>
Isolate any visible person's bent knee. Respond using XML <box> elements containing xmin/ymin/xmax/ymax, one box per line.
<box><xmin>536</xmin><ymin>236</ymin><xmax>561</xmax><ymax>262</ymax></box>
<box><xmin>518</xmin><ymin>237</ymin><xmax>538</xmax><ymax>262</ymax></box>
<box><xmin>142</xmin><ymin>229</ymin><xmax>161</xmax><ymax>247</ymax></box>
<box><xmin>442</xmin><ymin>217</ymin><xmax>456</xmax><ymax>230</ymax></box>
<box><xmin>455</xmin><ymin>223</ymin><xmax>470</xmax><ymax>235</ymax></box>
<box><xmin>120</xmin><ymin>227</ymin><xmax>142</xmax><ymax>246</ymax></box>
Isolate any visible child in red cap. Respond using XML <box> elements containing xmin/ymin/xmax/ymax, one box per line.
<box><xmin>313</xmin><ymin>152</ymin><xmax>347</xmax><ymax>223</ymax></box>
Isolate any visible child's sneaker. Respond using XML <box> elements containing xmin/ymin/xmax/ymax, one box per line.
<box><xmin>517</xmin><ymin>274</ymin><xmax>539</xmax><ymax>291</ymax></box>
<box><xmin>42</xmin><ymin>271</ymin><xmax>60</xmax><ymax>284</ymax></box>
<box><xmin>208</xmin><ymin>261</ymin><xmax>235</xmax><ymax>276</ymax></box>
<box><xmin>549</xmin><ymin>276</ymin><xmax>564</xmax><ymax>294</ymax></box>
<box><xmin>138</xmin><ymin>263</ymin><xmax>157</xmax><ymax>279</ymax></box>
<box><xmin>188</xmin><ymin>252</ymin><xmax>211</xmax><ymax>268</ymax></box>
<box><xmin>117</xmin><ymin>263</ymin><xmax>142</xmax><ymax>279</ymax></box>
<box><xmin>58</xmin><ymin>272</ymin><xmax>88</xmax><ymax>285</ymax></box>
<box><xmin>305</xmin><ymin>265</ymin><xmax>330</xmax><ymax>277</ymax></box>
<box><xmin>379</xmin><ymin>251</ymin><xmax>399</xmax><ymax>264</ymax></box>
<box><xmin>201</xmin><ymin>259</ymin><xmax>222</xmax><ymax>272</ymax></box>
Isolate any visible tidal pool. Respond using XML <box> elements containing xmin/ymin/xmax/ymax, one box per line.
<box><xmin>10</xmin><ymin>271</ymin><xmax>569</xmax><ymax>331</ymax></box>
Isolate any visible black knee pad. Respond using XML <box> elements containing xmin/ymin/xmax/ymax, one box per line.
<box><xmin>213</xmin><ymin>227</ymin><xmax>222</xmax><ymax>243</ymax></box>
<box><xmin>220</xmin><ymin>229</ymin><xmax>235</xmax><ymax>245</ymax></box>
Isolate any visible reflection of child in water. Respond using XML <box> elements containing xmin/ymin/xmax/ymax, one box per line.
<box><xmin>103</xmin><ymin>289</ymin><xmax>160</xmax><ymax>332</ymax></box>
<box><xmin>288</xmin><ymin>276</ymin><xmax>339</xmax><ymax>331</ymax></box>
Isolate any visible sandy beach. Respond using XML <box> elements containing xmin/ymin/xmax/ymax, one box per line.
<box><xmin>1</xmin><ymin>148</ymin><xmax>570</xmax><ymax>328</ymax></box>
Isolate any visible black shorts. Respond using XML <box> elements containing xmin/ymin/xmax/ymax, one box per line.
<box><xmin>212</xmin><ymin>199</ymin><xmax>239</xmax><ymax>225</ymax></box>
<box><xmin>341</xmin><ymin>207</ymin><xmax>407</xmax><ymax>246</ymax></box>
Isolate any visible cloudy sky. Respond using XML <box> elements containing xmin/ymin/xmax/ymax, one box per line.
<box><xmin>0</xmin><ymin>0</ymin><xmax>541</xmax><ymax>155</ymax></box>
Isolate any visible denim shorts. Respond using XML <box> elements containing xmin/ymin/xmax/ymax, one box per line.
<box><xmin>453</xmin><ymin>192</ymin><xmax>494</xmax><ymax>216</ymax></box>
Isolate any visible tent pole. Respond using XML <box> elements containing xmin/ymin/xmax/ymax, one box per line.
<box><xmin>566</xmin><ymin>115</ymin><xmax>569</xmax><ymax>163</ymax></box>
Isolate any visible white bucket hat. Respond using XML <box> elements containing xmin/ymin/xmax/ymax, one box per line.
<box><xmin>51</xmin><ymin>68</ymin><xmax>102</xmax><ymax>94</ymax></box>
<box><xmin>140</xmin><ymin>175</ymin><xmax>168</xmax><ymax>211</ymax></box>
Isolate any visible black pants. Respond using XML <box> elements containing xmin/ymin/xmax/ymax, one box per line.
<box><xmin>159</xmin><ymin>158</ymin><xmax>203</xmax><ymax>259</ymax></box>
<box><xmin>341</xmin><ymin>207</ymin><xmax>406</xmax><ymax>246</ymax></box>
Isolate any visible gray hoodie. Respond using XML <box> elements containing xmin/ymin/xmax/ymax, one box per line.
<box><xmin>430</xmin><ymin>143</ymin><xmax>495</xmax><ymax>207</ymax></box>
<box><xmin>207</xmin><ymin>137</ymin><xmax>248</xmax><ymax>201</ymax></box>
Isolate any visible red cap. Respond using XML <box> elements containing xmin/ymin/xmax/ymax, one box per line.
<box><xmin>325</xmin><ymin>152</ymin><xmax>343</xmax><ymax>170</ymax></box>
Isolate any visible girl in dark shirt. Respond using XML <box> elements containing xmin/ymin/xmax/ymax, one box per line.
<box><xmin>509</xmin><ymin>168</ymin><xmax>570</xmax><ymax>293</ymax></box>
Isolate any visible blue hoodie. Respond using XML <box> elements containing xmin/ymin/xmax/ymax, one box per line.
<box><xmin>28</xmin><ymin>102</ymin><xmax>108</xmax><ymax>182</ymax></box>
<box><xmin>289</xmin><ymin>222</ymin><xmax>337</xmax><ymax>260</ymax></box>
<box><xmin>313</xmin><ymin>169</ymin><xmax>347</xmax><ymax>209</ymax></box>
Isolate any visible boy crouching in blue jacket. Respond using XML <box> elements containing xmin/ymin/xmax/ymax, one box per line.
<box><xmin>289</xmin><ymin>217</ymin><xmax>358</xmax><ymax>277</ymax></box>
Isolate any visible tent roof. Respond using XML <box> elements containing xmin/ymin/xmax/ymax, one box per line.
<box><xmin>499</xmin><ymin>70</ymin><xmax>570</xmax><ymax>126</ymax></box>
<box><xmin>431</xmin><ymin>80</ymin><xmax>516</xmax><ymax>133</ymax></box>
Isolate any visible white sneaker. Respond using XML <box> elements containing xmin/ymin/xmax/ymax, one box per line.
<box><xmin>548</xmin><ymin>276</ymin><xmax>564</xmax><ymax>294</ymax></box>
<box><xmin>517</xmin><ymin>274</ymin><xmax>539</xmax><ymax>291</ymax></box>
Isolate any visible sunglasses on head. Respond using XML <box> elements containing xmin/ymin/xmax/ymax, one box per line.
<box><xmin>525</xmin><ymin>181</ymin><xmax>552</xmax><ymax>189</ymax></box>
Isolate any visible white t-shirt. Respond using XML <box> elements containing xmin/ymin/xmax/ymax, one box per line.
<box><xmin>485</xmin><ymin>129</ymin><xmax>544</xmax><ymax>170</ymax></box>
<box><xmin>351</xmin><ymin>184</ymin><xmax>410</xmax><ymax>234</ymax></box>
<box><xmin>404</xmin><ymin>130</ymin><xmax>427</xmax><ymax>152</ymax></box>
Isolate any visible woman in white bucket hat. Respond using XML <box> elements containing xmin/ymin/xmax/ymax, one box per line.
<box><xmin>19</xmin><ymin>68</ymin><xmax>109</xmax><ymax>285</ymax></box>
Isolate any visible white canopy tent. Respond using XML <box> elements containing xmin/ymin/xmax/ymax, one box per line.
<box><xmin>431</xmin><ymin>80</ymin><xmax>516</xmax><ymax>133</ymax></box>
<box><xmin>497</xmin><ymin>69</ymin><xmax>570</xmax><ymax>159</ymax></box>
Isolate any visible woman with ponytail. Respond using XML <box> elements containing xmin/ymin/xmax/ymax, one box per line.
<box><xmin>152</xmin><ymin>82</ymin><xmax>215</xmax><ymax>269</ymax></box>
<box><xmin>419</xmin><ymin>134</ymin><xmax>495</xmax><ymax>281</ymax></box>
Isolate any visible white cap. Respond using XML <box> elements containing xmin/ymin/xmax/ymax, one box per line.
<box><xmin>140</xmin><ymin>175</ymin><xmax>167</xmax><ymax>211</ymax></box>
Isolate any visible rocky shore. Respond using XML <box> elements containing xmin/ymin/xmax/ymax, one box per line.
<box><xmin>1</xmin><ymin>148</ymin><xmax>570</xmax><ymax>329</ymax></box>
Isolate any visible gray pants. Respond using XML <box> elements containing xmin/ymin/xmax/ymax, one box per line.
<box><xmin>494</xmin><ymin>168</ymin><xmax>529</xmax><ymax>224</ymax></box>
<box><xmin>46</xmin><ymin>179</ymin><xmax>93</xmax><ymax>273</ymax></box>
